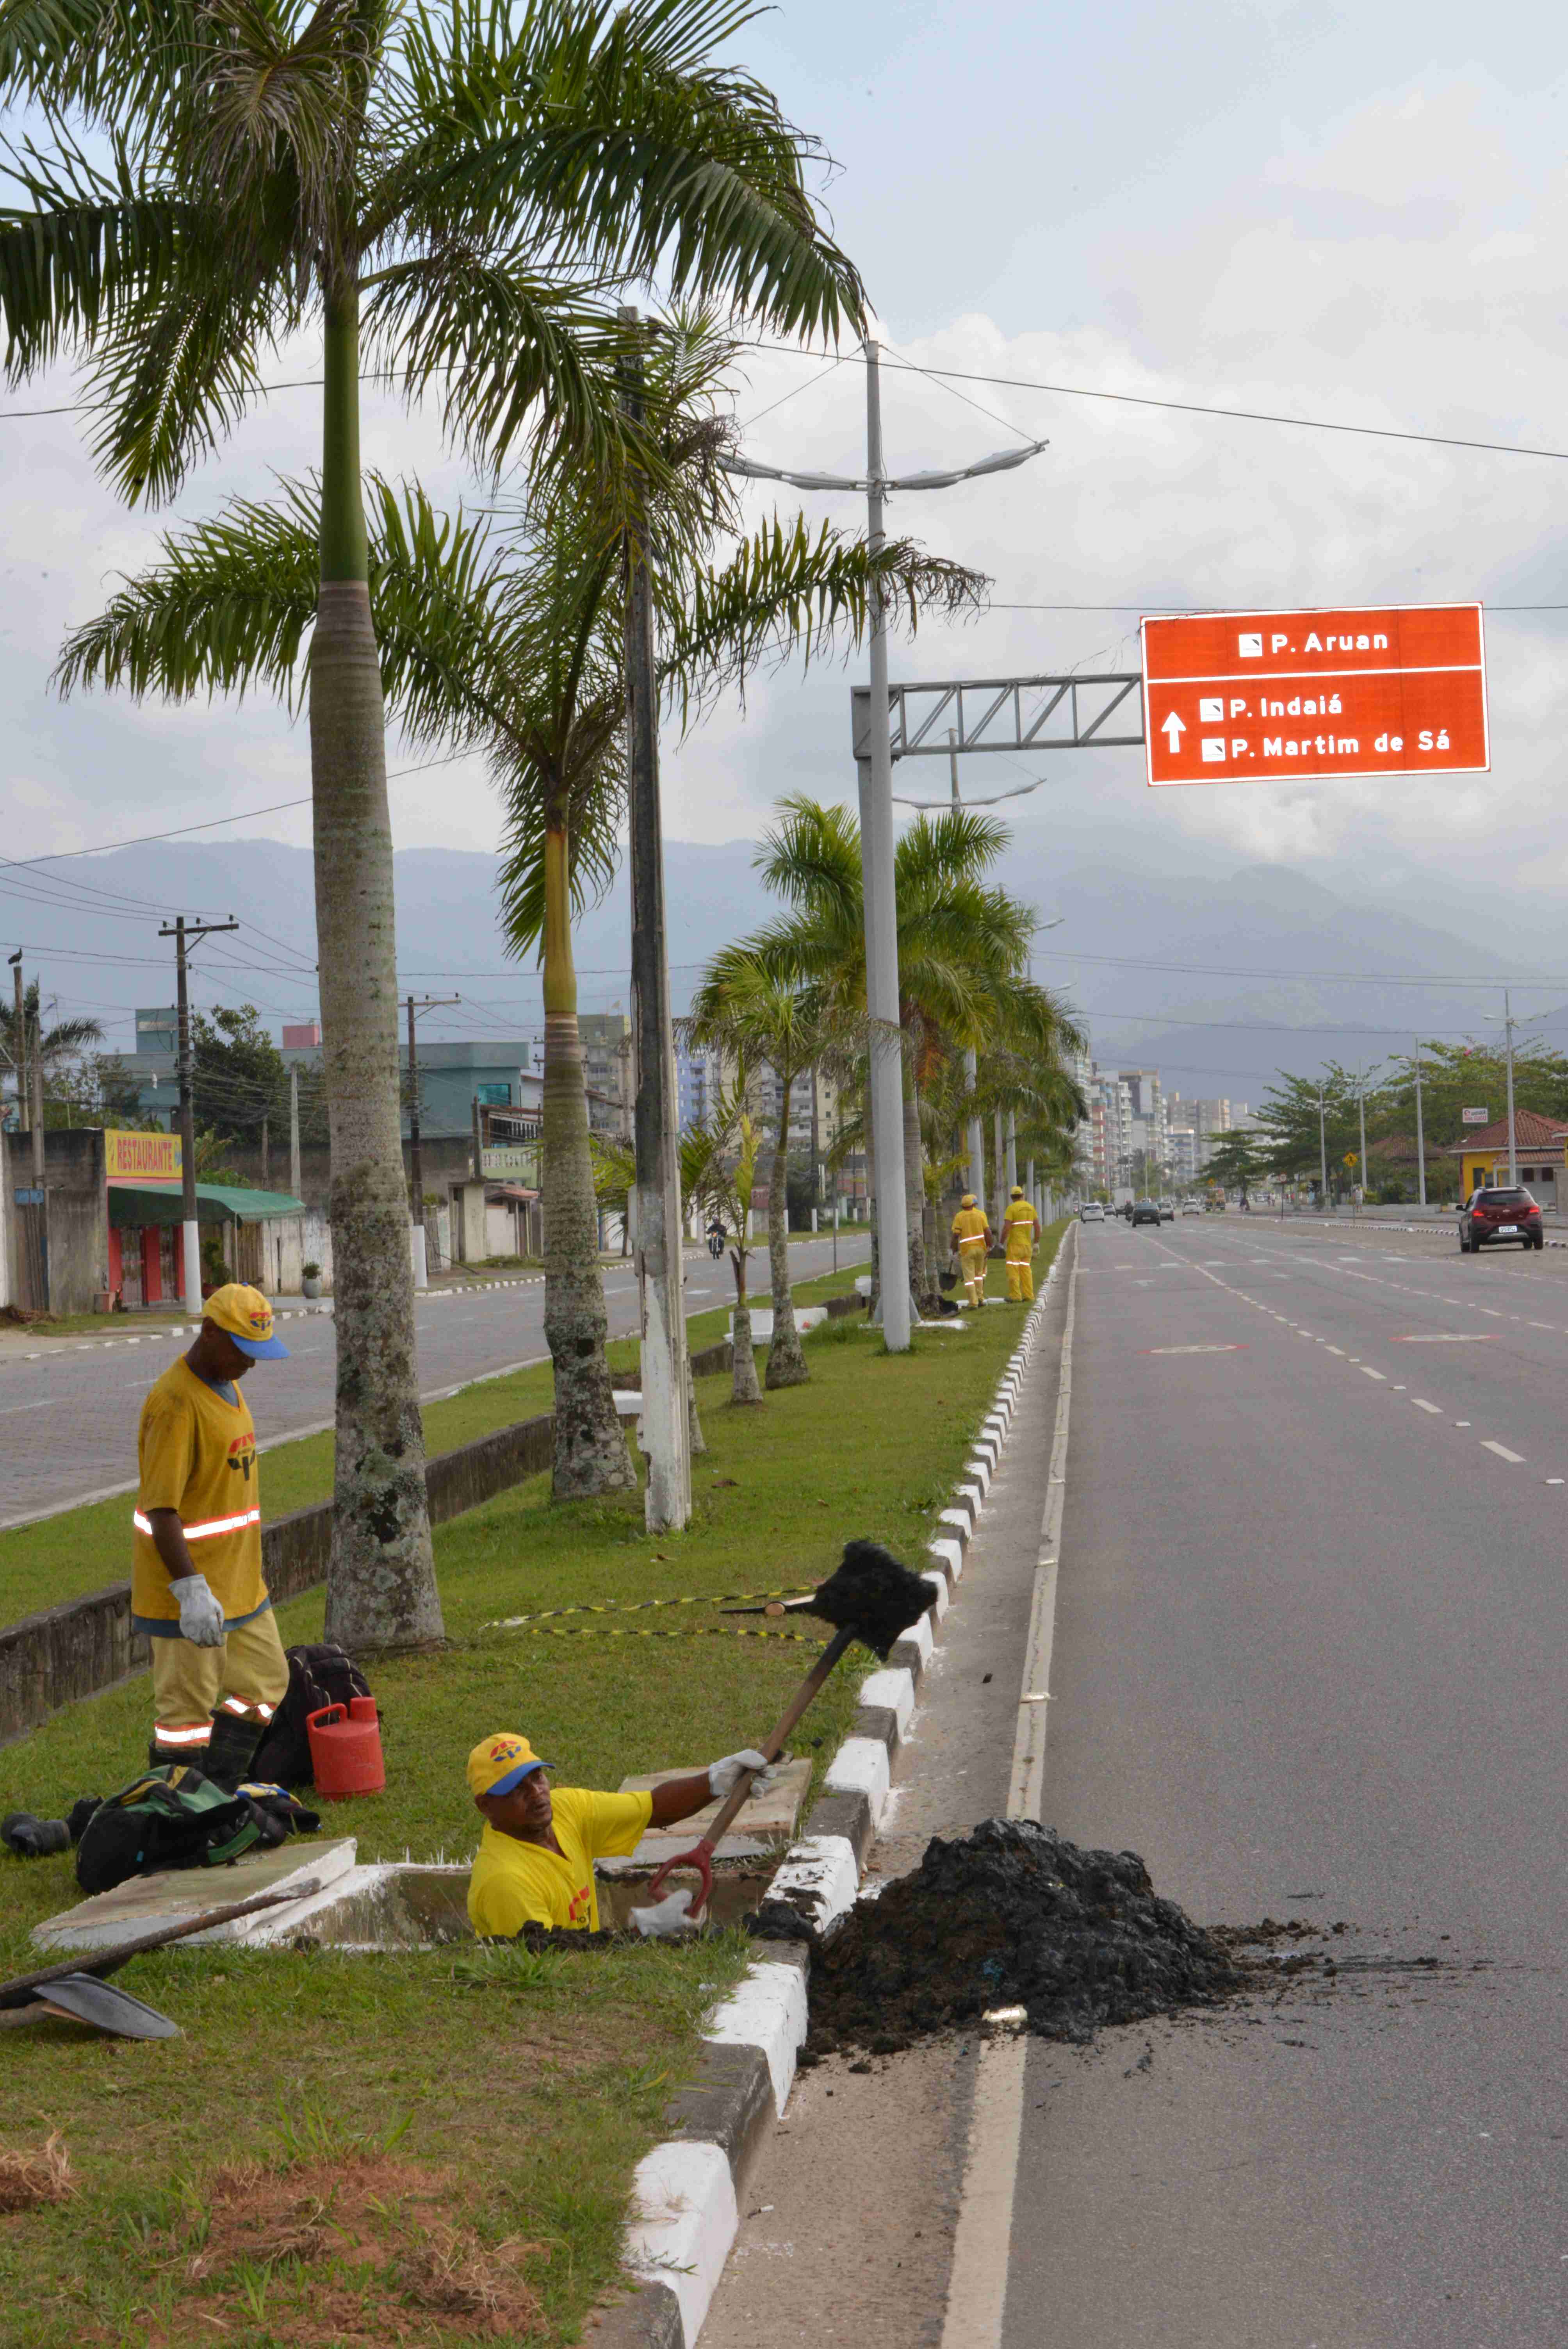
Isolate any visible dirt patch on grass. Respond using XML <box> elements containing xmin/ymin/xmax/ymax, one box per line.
<box><xmin>157</xmin><ymin>2152</ymin><xmax>548</xmax><ymax>2341</ymax></box>
<box><xmin>804</xmin><ymin>1819</ymin><xmax>1247</xmax><ymax>2057</ymax></box>
<box><xmin>0</xmin><ymin>2132</ymin><xmax>73</xmax><ymax>2214</ymax></box>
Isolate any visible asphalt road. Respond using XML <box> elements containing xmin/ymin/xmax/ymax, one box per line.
<box><xmin>701</xmin><ymin>1216</ymin><xmax>1565</xmax><ymax>2348</ymax></box>
<box><xmin>0</xmin><ymin>1235</ymin><xmax>868</xmax><ymax>1529</ymax></box>
<box><xmin>1005</xmin><ymin>1214</ymin><xmax>1567</xmax><ymax>2347</ymax></box>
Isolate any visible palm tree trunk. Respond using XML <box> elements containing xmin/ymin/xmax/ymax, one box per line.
<box><xmin>314</xmin><ymin>278</ymin><xmax>444</xmax><ymax>1656</ymax></box>
<box><xmin>903</xmin><ymin>1064</ymin><xmax>932</xmax><ymax>1316</ymax></box>
<box><xmin>729</xmin><ymin>1249</ymin><xmax>762</xmax><ymax>1403</ymax></box>
<box><xmin>541</xmin><ymin>815</ymin><xmax>636</xmax><ymax>1498</ymax></box>
<box><xmin>688</xmin><ymin>1363</ymin><xmax>707</xmax><ymax>1456</ymax></box>
<box><xmin>764</xmin><ymin>1072</ymin><xmax>808</xmax><ymax>1388</ymax></box>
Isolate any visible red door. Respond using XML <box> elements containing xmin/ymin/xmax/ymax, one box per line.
<box><xmin>142</xmin><ymin>1227</ymin><xmax>163</xmax><ymax>1303</ymax></box>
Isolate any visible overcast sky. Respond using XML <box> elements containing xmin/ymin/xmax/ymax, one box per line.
<box><xmin>7</xmin><ymin>2</ymin><xmax>1568</xmax><ymax>949</ymax></box>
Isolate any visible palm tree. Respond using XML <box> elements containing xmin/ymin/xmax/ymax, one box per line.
<box><xmin>680</xmin><ymin>1091</ymin><xmax>764</xmax><ymax>1405</ymax></box>
<box><xmin>0</xmin><ymin>0</ymin><xmax>865</xmax><ymax>1647</ymax></box>
<box><xmin>744</xmin><ymin>798</ymin><xmax>1078</xmax><ymax>1315</ymax></box>
<box><xmin>686</xmin><ymin>951</ymin><xmax>850</xmax><ymax>1388</ymax></box>
<box><xmin>1</xmin><ymin>982</ymin><xmax>103</xmax><ymax>1117</ymax></box>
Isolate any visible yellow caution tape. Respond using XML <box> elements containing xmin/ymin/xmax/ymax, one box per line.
<box><xmin>511</xmin><ymin>1624</ymin><xmax>813</xmax><ymax>1641</ymax></box>
<box><xmin>484</xmin><ymin>1582</ymin><xmax>814</xmax><ymax>1632</ymax></box>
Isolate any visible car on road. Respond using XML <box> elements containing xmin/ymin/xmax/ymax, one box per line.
<box><xmin>1159</xmin><ymin>1199</ymin><xmax>1176</xmax><ymax>1221</ymax></box>
<box><xmin>1181</xmin><ymin>1199</ymin><xmax>1203</xmax><ymax>1215</ymax></box>
<box><xmin>1080</xmin><ymin>1201</ymin><xmax>1106</xmax><ymax>1222</ymax></box>
<box><xmin>1459</xmin><ymin>1185</ymin><xmax>1544</xmax><ymax>1252</ymax></box>
<box><xmin>1130</xmin><ymin>1198</ymin><xmax>1162</xmax><ymax>1228</ymax></box>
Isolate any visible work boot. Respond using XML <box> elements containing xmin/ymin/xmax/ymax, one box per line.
<box><xmin>203</xmin><ymin>1708</ymin><xmax>265</xmax><ymax>1792</ymax></box>
<box><xmin>1</xmin><ymin>1812</ymin><xmax>70</xmax><ymax>1859</ymax></box>
<box><xmin>149</xmin><ymin>1739</ymin><xmax>208</xmax><ymax>1772</ymax></box>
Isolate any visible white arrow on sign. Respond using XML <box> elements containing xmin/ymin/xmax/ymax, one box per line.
<box><xmin>1161</xmin><ymin>712</ymin><xmax>1185</xmax><ymax>750</ymax></box>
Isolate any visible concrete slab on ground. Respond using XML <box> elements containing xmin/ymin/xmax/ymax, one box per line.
<box><xmin>33</xmin><ymin>1837</ymin><xmax>358</xmax><ymax>1951</ymax></box>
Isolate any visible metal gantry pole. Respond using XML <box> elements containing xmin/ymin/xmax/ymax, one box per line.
<box><xmin>1504</xmin><ymin>989</ymin><xmax>1519</xmax><ymax>1185</ymax></box>
<box><xmin>857</xmin><ymin>336</ymin><xmax>911</xmax><ymax>1350</ymax></box>
<box><xmin>620</xmin><ymin>306</ymin><xmax>693</xmax><ymax>1523</ymax></box>
<box><xmin>950</xmin><ymin>730</ymin><xmax>986</xmax><ymax>1208</ymax></box>
<box><xmin>1413</xmin><ymin>1040</ymin><xmax>1427</xmax><ymax>1209</ymax></box>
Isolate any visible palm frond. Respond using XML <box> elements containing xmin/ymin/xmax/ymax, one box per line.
<box><xmin>0</xmin><ymin>133</ymin><xmax>187</xmax><ymax>380</ymax></box>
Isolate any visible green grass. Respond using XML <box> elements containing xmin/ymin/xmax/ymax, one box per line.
<box><xmin>0</xmin><ymin>1262</ymin><xmax>869</xmax><ymax>1629</ymax></box>
<box><xmin>0</xmin><ymin>1229</ymin><xmax>1059</xmax><ymax>2347</ymax></box>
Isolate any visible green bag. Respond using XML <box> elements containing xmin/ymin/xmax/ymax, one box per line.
<box><xmin>75</xmin><ymin>1764</ymin><xmax>263</xmax><ymax>1896</ymax></box>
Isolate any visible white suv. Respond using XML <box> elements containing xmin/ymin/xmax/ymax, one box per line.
<box><xmin>1080</xmin><ymin>1201</ymin><xmax>1106</xmax><ymax>1222</ymax></box>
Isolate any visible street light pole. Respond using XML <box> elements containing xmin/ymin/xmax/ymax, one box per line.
<box><xmin>1357</xmin><ymin>1064</ymin><xmax>1368</xmax><ymax>1219</ymax></box>
<box><xmin>1413</xmin><ymin>1039</ymin><xmax>1427</xmax><ymax>1209</ymax></box>
<box><xmin>1317</xmin><ymin>1085</ymin><xmax>1329</xmax><ymax>1213</ymax></box>
<box><xmin>858</xmin><ymin>338</ymin><xmax>913</xmax><ymax>1349</ymax></box>
<box><xmin>1504</xmin><ymin>988</ymin><xmax>1519</xmax><ymax>1185</ymax></box>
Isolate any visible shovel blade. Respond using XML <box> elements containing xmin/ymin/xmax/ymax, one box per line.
<box><xmin>32</xmin><ymin>1974</ymin><xmax>180</xmax><ymax>2040</ymax></box>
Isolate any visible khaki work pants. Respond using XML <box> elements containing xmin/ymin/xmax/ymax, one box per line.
<box><xmin>150</xmin><ymin>1604</ymin><xmax>289</xmax><ymax>1751</ymax></box>
<box><xmin>1006</xmin><ymin>1254</ymin><xmax>1035</xmax><ymax>1301</ymax></box>
<box><xmin>958</xmin><ymin>1239</ymin><xmax>988</xmax><ymax>1307</ymax></box>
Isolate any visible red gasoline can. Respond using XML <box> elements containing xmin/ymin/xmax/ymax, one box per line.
<box><xmin>305</xmin><ymin>1696</ymin><xmax>385</xmax><ymax>1799</ymax></box>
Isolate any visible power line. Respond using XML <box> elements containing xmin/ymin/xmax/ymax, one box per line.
<box><xmin>1039</xmin><ymin>947</ymin><xmax>1568</xmax><ymax>989</ymax></box>
<box><xmin>741</xmin><ymin>338</ymin><xmax>1568</xmax><ymax>467</ymax></box>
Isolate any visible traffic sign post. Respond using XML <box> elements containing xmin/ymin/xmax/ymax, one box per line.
<box><xmin>1141</xmin><ymin>604</ymin><xmax>1488</xmax><ymax>788</ymax></box>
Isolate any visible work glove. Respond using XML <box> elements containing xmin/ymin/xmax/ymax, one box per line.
<box><xmin>630</xmin><ymin>1887</ymin><xmax>697</xmax><ymax>1939</ymax></box>
<box><xmin>707</xmin><ymin>1749</ymin><xmax>777</xmax><ymax>1803</ymax></box>
<box><xmin>175</xmin><ymin>1574</ymin><xmax>226</xmax><ymax>1649</ymax></box>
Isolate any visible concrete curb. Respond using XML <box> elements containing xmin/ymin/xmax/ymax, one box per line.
<box><xmin>609</xmin><ymin>1235</ymin><xmax>1071</xmax><ymax>2344</ymax></box>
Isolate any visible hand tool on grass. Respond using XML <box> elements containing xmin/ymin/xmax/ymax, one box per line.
<box><xmin>641</xmin><ymin>1542</ymin><xmax>934</xmax><ymax>1920</ymax></box>
<box><xmin>0</xmin><ymin>1879</ymin><xmax>322</xmax><ymax>2039</ymax></box>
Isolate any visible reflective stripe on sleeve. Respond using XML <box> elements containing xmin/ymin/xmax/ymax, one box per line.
<box><xmin>133</xmin><ymin>1507</ymin><xmax>262</xmax><ymax>1541</ymax></box>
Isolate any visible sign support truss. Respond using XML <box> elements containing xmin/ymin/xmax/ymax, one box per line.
<box><xmin>852</xmin><ymin>672</ymin><xmax>1145</xmax><ymax>764</ymax></box>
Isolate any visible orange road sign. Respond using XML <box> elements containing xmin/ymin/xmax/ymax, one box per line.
<box><xmin>1140</xmin><ymin>604</ymin><xmax>1488</xmax><ymax>788</ymax></box>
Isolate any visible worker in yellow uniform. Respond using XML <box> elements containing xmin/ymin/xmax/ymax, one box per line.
<box><xmin>466</xmin><ymin>1731</ymin><xmax>777</xmax><ymax>1939</ymax></box>
<box><xmin>950</xmin><ymin>1191</ymin><xmax>993</xmax><ymax>1308</ymax></box>
<box><xmin>1002</xmin><ymin>1184</ymin><xmax>1041</xmax><ymax>1301</ymax></box>
<box><xmin>132</xmin><ymin>1284</ymin><xmax>292</xmax><ymax>1786</ymax></box>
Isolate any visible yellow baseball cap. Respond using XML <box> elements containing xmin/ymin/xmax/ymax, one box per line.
<box><xmin>205</xmin><ymin>1282</ymin><xmax>290</xmax><ymax>1360</ymax></box>
<box><xmin>467</xmin><ymin>1732</ymin><xmax>553</xmax><ymax>1800</ymax></box>
<box><xmin>960</xmin><ymin>1192</ymin><xmax>976</xmax><ymax>1207</ymax></box>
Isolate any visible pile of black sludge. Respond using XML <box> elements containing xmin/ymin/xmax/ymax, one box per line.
<box><xmin>804</xmin><ymin>1819</ymin><xmax>1243</xmax><ymax>2057</ymax></box>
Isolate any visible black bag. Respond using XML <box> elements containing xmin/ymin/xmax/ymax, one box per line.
<box><xmin>75</xmin><ymin>1766</ymin><xmax>262</xmax><ymax>1896</ymax></box>
<box><xmin>250</xmin><ymin>1643</ymin><xmax>372</xmax><ymax>1789</ymax></box>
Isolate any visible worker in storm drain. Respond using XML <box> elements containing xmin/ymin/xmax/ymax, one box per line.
<box><xmin>1002</xmin><ymin>1185</ymin><xmax>1041</xmax><ymax>1301</ymax></box>
<box><xmin>950</xmin><ymin>1191</ymin><xmax>992</xmax><ymax>1308</ymax></box>
<box><xmin>465</xmin><ymin>1733</ymin><xmax>777</xmax><ymax>1939</ymax></box>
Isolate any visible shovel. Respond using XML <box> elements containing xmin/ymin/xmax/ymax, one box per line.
<box><xmin>7</xmin><ymin>1975</ymin><xmax>182</xmax><ymax>2040</ymax></box>
<box><xmin>641</xmin><ymin>1542</ymin><xmax>933</xmax><ymax>1920</ymax></box>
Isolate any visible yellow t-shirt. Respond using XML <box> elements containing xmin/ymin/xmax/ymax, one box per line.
<box><xmin>467</xmin><ymin>1788</ymin><xmax>656</xmax><ymax>1935</ymax></box>
<box><xmin>1003</xmin><ymin>1200</ymin><xmax>1038</xmax><ymax>1260</ymax></box>
<box><xmin>132</xmin><ymin>1359</ymin><xmax>267</xmax><ymax>1627</ymax></box>
<box><xmin>951</xmin><ymin>1206</ymin><xmax>989</xmax><ymax>1249</ymax></box>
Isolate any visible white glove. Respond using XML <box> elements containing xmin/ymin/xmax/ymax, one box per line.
<box><xmin>707</xmin><ymin>1749</ymin><xmax>777</xmax><ymax>1802</ymax></box>
<box><xmin>630</xmin><ymin>1887</ymin><xmax>697</xmax><ymax>1939</ymax></box>
<box><xmin>175</xmin><ymin>1574</ymin><xmax>226</xmax><ymax>1649</ymax></box>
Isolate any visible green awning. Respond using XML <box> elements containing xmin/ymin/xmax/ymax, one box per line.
<box><xmin>109</xmin><ymin>1182</ymin><xmax>306</xmax><ymax>1228</ymax></box>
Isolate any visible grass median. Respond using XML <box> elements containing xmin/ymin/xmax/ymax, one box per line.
<box><xmin>0</xmin><ymin>1259</ymin><xmax>871</xmax><ymax>1628</ymax></box>
<box><xmin>0</xmin><ymin>1230</ymin><xmax>1061</xmax><ymax>2347</ymax></box>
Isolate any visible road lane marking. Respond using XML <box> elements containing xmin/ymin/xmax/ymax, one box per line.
<box><xmin>0</xmin><ymin>1398</ymin><xmax>53</xmax><ymax>1417</ymax></box>
<box><xmin>1360</xmin><ymin>1367</ymin><xmax>1387</xmax><ymax>1380</ymax></box>
<box><xmin>1548</xmin><ymin>1479</ymin><xmax>1565</xmax><ymax>1487</ymax></box>
<box><xmin>1412</xmin><ymin>1399</ymin><xmax>1442</xmax><ymax>1413</ymax></box>
<box><xmin>1392</xmin><ymin>1333</ymin><xmax>1499</xmax><ymax>1343</ymax></box>
<box><xmin>1326</xmin><ymin>1346</ymin><xmax>1345</xmax><ymax>1355</ymax></box>
<box><xmin>1455</xmin><ymin>1420</ymin><xmax>1472</xmax><ymax>1427</ymax></box>
<box><xmin>1482</xmin><ymin>1441</ymin><xmax>1525</xmax><ymax>1463</ymax></box>
<box><xmin>1139</xmin><ymin>1344</ymin><xmax>1246</xmax><ymax>1356</ymax></box>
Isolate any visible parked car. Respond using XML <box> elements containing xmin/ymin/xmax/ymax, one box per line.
<box><xmin>1080</xmin><ymin>1201</ymin><xmax>1106</xmax><ymax>1222</ymax></box>
<box><xmin>1181</xmin><ymin>1199</ymin><xmax>1203</xmax><ymax>1215</ymax></box>
<box><xmin>1459</xmin><ymin>1185</ymin><xmax>1543</xmax><ymax>1253</ymax></box>
<box><xmin>1130</xmin><ymin>1198</ymin><xmax>1162</xmax><ymax>1227</ymax></box>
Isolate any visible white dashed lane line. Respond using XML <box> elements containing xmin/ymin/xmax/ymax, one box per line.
<box><xmin>1360</xmin><ymin>1366</ymin><xmax>1387</xmax><ymax>1381</ymax></box>
<box><xmin>1413</xmin><ymin>1399</ymin><xmax>1443</xmax><ymax>1415</ymax></box>
<box><xmin>1482</xmin><ymin>1441</ymin><xmax>1526</xmax><ymax>1464</ymax></box>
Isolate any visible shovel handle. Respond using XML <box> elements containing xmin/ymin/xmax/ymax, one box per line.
<box><xmin>640</xmin><ymin>1623</ymin><xmax>859</xmax><ymax>1909</ymax></box>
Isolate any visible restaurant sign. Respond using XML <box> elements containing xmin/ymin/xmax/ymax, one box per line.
<box><xmin>106</xmin><ymin>1129</ymin><xmax>182</xmax><ymax>1183</ymax></box>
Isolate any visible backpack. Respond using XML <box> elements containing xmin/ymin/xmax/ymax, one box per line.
<box><xmin>250</xmin><ymin>1643</ymin><xmax>372</xmax><ymax>1789</ymax></box>
<box><xmin>75</xmin><ymin>1766</ymin><xmax>263</xmax><ymax>1896</ymax></box>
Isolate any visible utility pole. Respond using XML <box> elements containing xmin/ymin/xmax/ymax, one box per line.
<box><xmin>260</xmin><ymin>1113</ymin><xmax>269</xmax><ymax>1190</ymax></box>
<box><xmin>1317</xmin><ymin>1086</ymin><xmax>1329</xmax><ymax>1213</ymax></box>
<box><xmin>1503</xmin><ymin>990</ymin><xmax>1519</xmax><ymax>1186</ymax></box>
<box><xmin>404</xmin><ymin>994</ymin><xmax>460</xmax><ymax>1291</ymax></box>
<box><xmin>289</xmin><ymin>1064</ymin><xmax>302</xmax><ymax>1201</ymax></box>
<box><xmin>159</xmin><ymin>916</ymin><xmax>238</xmax><ymax>1312</ymax></box>
<box><xmin>10</xmin><ymin>954</ymin><xmax>25</xmax><ymax>1135</ymax></box>
<box><xmin>1356</xmin><ymin>1064</ymin><xmax>1367</xmax><ymax>1220</ymax></box>
<box><xmin>1413</xmin><ymin>1040</ymin><xmax>1427</xmax><ymax>1210</ymax></box>
<box><xmin>951</xmin><ymin>730</ymin><xmax>987</xmax><ymax>1210</ymax></box>
<box><xmin>620</xmin><ymin>305</ymin><xmax>691</xmax><ymax>1531</ymax></box>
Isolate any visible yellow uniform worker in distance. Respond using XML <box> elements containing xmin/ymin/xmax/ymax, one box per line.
<box><xmin>1003</xmin><ymin>1185</ymin><xmax>1041</xmax><ymax>1301</ymax></box>
<box><xmin>950</xmin><ymin>1192</ymin><xmax>993</xmax><ymax>1308</ymax></box>
<box><xmin>467</xmin><ymin>1732</ymin><xmax>777</xmax><ymax>1939</ymax></box>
